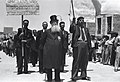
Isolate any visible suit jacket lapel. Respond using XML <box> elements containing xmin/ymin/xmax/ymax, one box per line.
<box><xmin>84</xmin><ymin>28</ymin><xmax>88</xmax><ymax>40</ymax></box>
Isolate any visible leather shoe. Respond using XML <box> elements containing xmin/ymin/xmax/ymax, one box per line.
<box><xmin>71</xmin><ymin>78</ymin><xmax>76</xmax><ymax>81</ymax></box>
<box><xmin>24</xmin><ymin>71</ymin><xmax>29</xmax><ymax>74</ymax></box>
<box><xmin>80</xmin><ymin>76</ymin><xmax>90</xmax><ymax>81</ymax></box>
<box><xmin>114</xmin><ymin>69</ymin><xmax>118</xmax><ymax>72</ymax></box>
<box><xmin>55</xmin><ymin>79</ymin><xmax>61</xmax><ymax>82</ymax></box>
<box><xmin>17</xmin><ymin>72</ymin><xmax>22</xmax><ymax>75</ymax></box>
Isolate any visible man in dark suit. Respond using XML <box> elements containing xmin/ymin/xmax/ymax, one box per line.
<box><xmin>14</xmin><ymin>28</ymin><xmax>22</xmax><ymax>74</ymax></box>
<box><xmin>31</xmin><ymin>29</ymin><xmax>38</xmax><ymax>67</ymax></box>
<box><xmin>20</xmin><ymin>19</ymin><xmax>33</xmax><ymax>74</ymax></box>
<box><xmin>59</xmin><ymin>21</ymin><xmax>69</xmax><ymax>72</ymax></box>
<box><xmin>69</xmin><ymin>17</ymin><xmax>91</xmax><ymax>81</ymax></box>
<box><xmin>41</xmin><ymin>15</ymin><xmax>63</xmax><ymax>81</ymax></box>
<box><xmin>37</xmin><ymin>21</ymin><xmax>48</xmax><ymax>73</ymax></box>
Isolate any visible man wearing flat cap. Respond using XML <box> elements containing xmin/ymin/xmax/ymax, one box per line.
<box><xmin>69</xmin><ymin>17</ymin><xmax>91</xmax><ymax>81</ymax></box>
<box><xmin>41</xmin><ymin>15</ymin><xmax>63</xmax><ymax>81</ymax></box>
<box><xmin>19</xmin><ymin>19</ymin><xmax>33</xmax><ymax>74</ymax></box>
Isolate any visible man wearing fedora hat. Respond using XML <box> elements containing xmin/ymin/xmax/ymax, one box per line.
<box><xmin>40</xmin><ymin>15</ymin><xmax>63</xmax><ymax>81</ymax></box>
<box><xmin>70</xmin><ymin>17</ymin><xmax>91</xmax><ymax>81</ymax></box>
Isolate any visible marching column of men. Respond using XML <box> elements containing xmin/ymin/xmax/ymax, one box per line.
<box><xmin>14</xmin><ymin>15</ymin><xmax>91</xmax><ymax>81</ymax></box>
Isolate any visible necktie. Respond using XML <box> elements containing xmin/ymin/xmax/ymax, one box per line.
<box><xmin>81</xmin><ymin>28</ymin><xmax>85</xmax><ymax>41</ymax></box>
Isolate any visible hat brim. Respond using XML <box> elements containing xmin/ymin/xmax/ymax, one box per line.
<box><xmin>50</xmin><ymin>20</ymin><xmax>58</xmax><ymax>24</ymax></box>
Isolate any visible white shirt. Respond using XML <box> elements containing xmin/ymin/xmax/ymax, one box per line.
<box><xmin>91</xmin><ymin>40</ymin><xmax>95</xmax><ymax>48</ymax></box>
<box><xmin>34</xmin><ymin>36</ymin><xmax>36</xmax><ymax>40</ymax></box>
<box><xmin>43</xmin><ymin>29</ymin><xmax>45</xmax><ymax>32</ymax></box>
<box><xmin>78</xmin><ymin>27</ymin><xmax>87</xmax><ymax>41</ymax></box>
<box><xmin>82</xmin><ymin>28</ymin><xmax>87</xmax><ymax>41</ymax></box>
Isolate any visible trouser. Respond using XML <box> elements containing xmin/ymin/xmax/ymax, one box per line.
<box><xmin>23</xmin><ymin>46</ymin><xmax>29</xmax><ymax>72</ymax></box>
<box><xmin>61</xmin><ymin>49</ymin><xmax>67</xmax><ymax>71</ymax></box>
<box><xmin>63</xmin><ymin>51</ymin><xmax>66</xmax><ymax>65</ymax></box>
<box><xmin>91</xmin><ymin>48</ymin><xmax>96</xmax><ymax>61</ymax></box>
<box><xmin>46</xmin><ymin>68</ymin><xmax>60</xmax><ymax>81</ymax></box>
<box><xmin>72</xmin><ymin>47</ymin><xmax>87</xmax><ymax>78</ymax></box>
<box><xmin>31</xmin><ymin>50</ymin><xmax>38</xmax><ymax>66</ymax></box>
<box><xmin>102</xmin><ymin>47</ymin><xmax>107</xmax><ymax>64</ymax></box>
<box><xmin>110</xmin><ymin>46</ymin><xmax>116</xmax><ymax>66</ymax></box>
<box><xmin>72</xmin><ymin>47</ymin><xmax>78</xmax><ymax>78</ymax></box>
<box><xmin>72</xmin><ymin>41</ymin><xmax>88</xmax><ymax>78</ymax></box>
<box><xmin>17</xmin><ymin>46</ymin><xmax>29</xmax><ymax>73</ymax></box>
<box><xmin>104</xmin><ymin>45</ymin><xmax>112</xmax><ymax>64</ymax></box>
<box><xmin>89</xmin><ymin>50</ymin><xmax>92</xmax><ymax>61</ymax></box>
<box><xmin>17</xmin><ymin>48</ymin><xmax>22</xmax><ymax>73</ymax></box>
<box><xmin>8</xmin><ymin>49</ymin><xmax>13</xmax><ymax>57</ymax></box>
<box><xmin>114</xmin><ymin>52</ymin><xmax>120</xmax><ymax>69</ymax></box>
<box><xmin>39</xmin><ymin>49</ymin><xmax>44</xmax><ymax>72</ymax></box>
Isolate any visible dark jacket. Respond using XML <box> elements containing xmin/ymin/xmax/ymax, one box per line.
<box><xmin>14</xmin><ymin>34</ymin><xmax>21</xmax><ymax>48</ymax></box>
<box><xmin>69</xmin><ymin>23</ymin><xmax>91</xmax><ymax>50</ymax></box>
<box><xmin>41</xmin><ymin>28</ymin><xmax>63</xmax><ymax>69</ymax></box>
<box><xmin>30</xmin><ymin>36</ymin><xmax>38</xmax><ymax>52</ymax></box>
<box><xmin>62</xmin><ymin>30</ymin><xmax>69</xmax><ymax>51</ymax></box>
<box><xmin>36</xmin><ymin>30</ymin><xmax>44</xmax><ymax>49</ymax></box>
<box><xmin>20</xmin><ymin>28</ymin><xmax>33</xmax><ymax>48</ymax></box>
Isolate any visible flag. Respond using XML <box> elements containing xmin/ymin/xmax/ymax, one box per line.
<box><xmin>6</xmin><ymin>0</ymin><xmax>39</xmax><ymax>15</ymax></box>
<box><xmin>69</xmin><ymin>0</ymin><xmax>96</xmax><ymax>22</ymax></box>
<box><xmin>69</xmin><ymin>0</ymin><xmax>75</xmax><ymax>24</ymax></box>
<box><xmin>91</xmin><ymin>0</ymin><xmax>101</xmax><ymax>16</ymax></box>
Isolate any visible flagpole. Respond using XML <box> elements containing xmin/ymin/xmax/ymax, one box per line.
<box><xmin>21</xmin><ymin>15</ymin><xmax>24</xmax><ymax>57</ymax></box>
<box><xmin>71</xmin><ymin>0</ymin><xmax>76</xmax><ymax>23</ymax></box>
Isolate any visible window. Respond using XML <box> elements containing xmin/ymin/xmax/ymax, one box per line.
<box><xmin>97</xmin><ymin>18</ymin><xmax>101</xmax><ymax>34</ymax></box>
<box><xmin>107</xmin><ymin>16</ymin><xmax>112</xmax><ymax>34</ymax></box>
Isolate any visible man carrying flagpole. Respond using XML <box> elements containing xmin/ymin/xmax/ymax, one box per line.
<box><xmin>69</xmin><ymin>0</ymin><xmax>91</xmax><ymax>81</ymax></box>
<box><xmin>70</xmin><ymin>16</ymin><xmax>91</xmax><ymax>81</ymax></box>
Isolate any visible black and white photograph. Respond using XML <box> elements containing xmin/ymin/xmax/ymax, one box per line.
<box><xmin>0</xmin><ymin>0</ymin><xmax>120</xmax><ymax>82</ymax></box>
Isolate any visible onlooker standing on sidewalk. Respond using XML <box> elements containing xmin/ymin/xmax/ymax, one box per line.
<box><xmin>90</xmin><ymin>35</ymin><xmax>97</xmax><ymax>62</ymax></box>
<box><xmin>114</xmin><ymin>35</ymin><xmax>120</xmax><ymax>72</ymax></box>
<box><xmin>110</xmin><ymin>32</ymin><xmax>118</xmax><ymax>66</ymax></box>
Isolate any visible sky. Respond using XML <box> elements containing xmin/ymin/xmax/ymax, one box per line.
<box><xmin>101</xmin><ymin>0</ymin><xmax>120</xmax><ymax>14</ymax></box>
<box><xmin>0</xmin><ymin>0</ymin><xmax>70</xmax><ymax>32</ymax></box>
<box><xmin>1</xmin><ymin>0</ymin><xmax>118</xmax><ymax>32</ymax></box>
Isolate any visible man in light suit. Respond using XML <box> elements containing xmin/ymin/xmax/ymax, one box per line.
<box><xmin>70</xmin><ymin>17</ymin><xmax>91</xmax><ymax>81</ymax></box>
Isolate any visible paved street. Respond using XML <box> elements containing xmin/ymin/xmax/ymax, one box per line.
<box><xmin>0</xmin><ymin>51</ymin><xmax>120</xmax><ymax>82</ymax></box>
